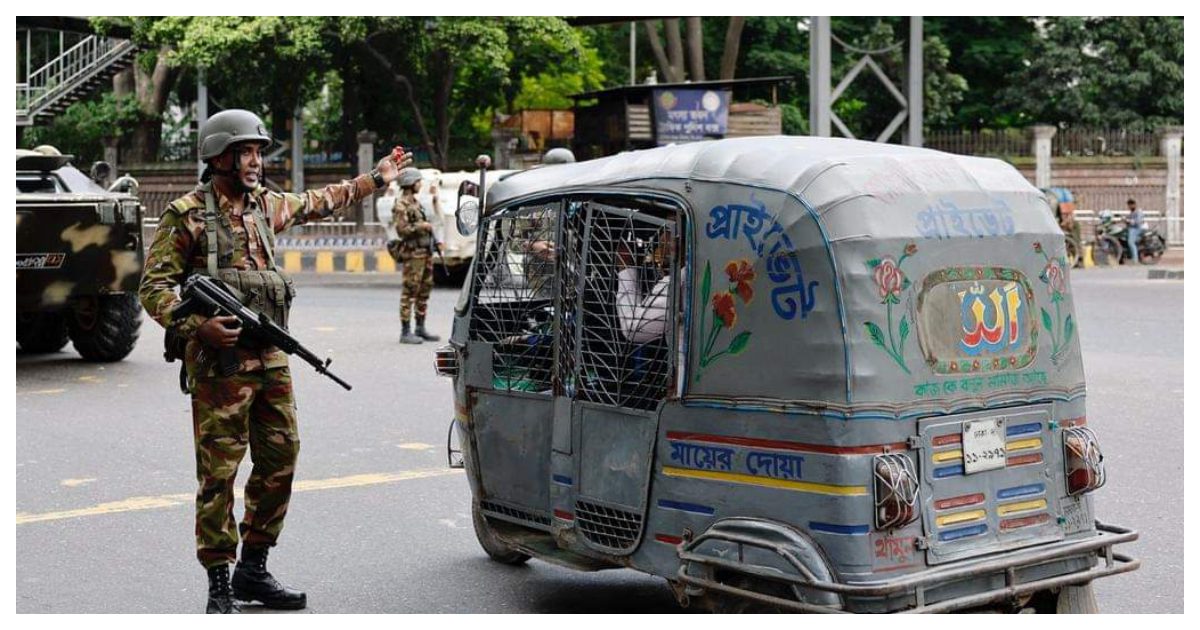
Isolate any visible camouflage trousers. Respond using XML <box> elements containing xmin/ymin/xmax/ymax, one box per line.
<box><xmin>191</xmin><ymin>367</ymin><xmax>299</xmax><ymax>568</ymax></box>
<box><xmin>400</xmin><ymin>255</ymin><xmax>434</xmax><ymax>323</ymax></box>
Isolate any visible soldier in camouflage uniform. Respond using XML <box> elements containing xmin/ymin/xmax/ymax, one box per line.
<box><xmin>138</xmin><ymin>109</ymin><xmax>409</xmax><ymax>613</ymax></box>
<box><xmin>391</xmin><ymin>168</ymin><xmax>442</xmax><ymax>344</ymax></box>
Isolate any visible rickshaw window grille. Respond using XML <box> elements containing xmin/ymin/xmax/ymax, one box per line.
<box><xmin>575</xmin><ymin>500</ymin><xmax>644</xmax><ymax>550</ymax></box>
<box><xmin>572</xmin><ymin>206</ymin><xmax>675</xmax><ymax>412</ymax></box>
<box><xmin>469</xmin><ymin>206</ymin><xmax>560</xmax><ymax>394</ymax></box>
<box><xmin>554</xmin><ymin>202</ymin><xmax>587</xmax><ymax>396</ymax></box>
<box><xmin>469</xmin><ymin>201</ymin><xmax>677</xmax><ymax>408</ymax></box>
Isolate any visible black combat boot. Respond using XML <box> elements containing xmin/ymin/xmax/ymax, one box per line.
<box><xmin>400</xmin><ymin>321</ymin><xmax>422</xmax><ymax>344</ymax></box>
<box><xmin>206</xmin><ymin>564</ymin><xmax>240</xmax><ymax>614</ymax></box>
<box><xmin>231</xmin><ymin>545</ymin><xmax>307</xmax><ymax>610</ymax></box>
<box><xmin>415</xmin><ymin>318</ymin><xmax>440</xmax><ymax>341</ymax></box>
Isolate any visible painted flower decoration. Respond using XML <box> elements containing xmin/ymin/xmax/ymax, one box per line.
<box><xmin>904</xmin><ymin>243</ymin><xmax>919</xmax><ymax>257</ymax></box>
<box><xmin>712</xmin><ymin>292</ymin><xmax>737</xmax><ymax>329</ymax></box>
<box><xmin>1033</xmin><ymin>241</ymin><xmax>1043</xmax><ymax>254</ymax></box>
<box><xmin>1044</xmin><ymin>258</ymin><xmax>1068</xmax><ymax>295</ymax></box>
<box><xmin>873</xmin><ymin>257</ymin><xmax>905</xmax><ymax>303</ymax></box>
<box><xmin>724</xmin><ymin>259</ymin><xmax>755</xmax><ymax>303</ymax></box>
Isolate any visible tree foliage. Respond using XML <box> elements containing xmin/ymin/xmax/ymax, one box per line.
<box><xmin>22</xmin><ymin>92</ymin><xmax>141</xmax><ymax>164</ymax></box>
<box><xmin>31</xmin><ymin>16</ymin><xmax>1186</xmax><ymax>167</ymax></box>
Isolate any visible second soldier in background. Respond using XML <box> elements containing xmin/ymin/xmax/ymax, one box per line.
<box><xmin>391</xmin><ymin>168</ymin><xmax>442</xmax><ymax>343</ymax></box>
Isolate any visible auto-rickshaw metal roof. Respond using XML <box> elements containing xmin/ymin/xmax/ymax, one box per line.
<box><xmin>487</xmin><ymin>135</ymin><xmax>1037</xmax><ymax>214</ymax></box>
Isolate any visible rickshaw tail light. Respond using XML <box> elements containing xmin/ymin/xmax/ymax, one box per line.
<box><xmin>434</xmin><ymin>344</ymin><xmax>459</xmax><ymax>377</ymax></box>
<box><xmin>1063</xmin><ymin>427</ymin><xmax>1106</xmax><ymax>496</ymax></box>
<box><xmin>874</xmin><ymin>454</ymin><xmax>921</xmax><ymax>530</ymax></box>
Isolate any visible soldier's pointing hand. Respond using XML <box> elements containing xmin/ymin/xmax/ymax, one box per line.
<box><xmin>197</xmin><ymin>315</ymin><xmax>242</xmax><ymax>348</ymax></box>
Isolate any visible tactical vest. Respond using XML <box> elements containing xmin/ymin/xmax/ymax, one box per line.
<box><xmin>195</xmin><ymin>183</ymin><xmax>295</xmax><ymax>346</ymax></box>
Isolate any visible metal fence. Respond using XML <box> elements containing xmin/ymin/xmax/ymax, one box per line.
<box><xmin>926</xmin><ymin>128</ymin><xmax>1172</xmax><ymax>158</ymax></box>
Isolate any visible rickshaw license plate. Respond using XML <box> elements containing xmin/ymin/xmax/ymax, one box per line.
<box><xmin>962</xmin><ymin>418</ymin><xmax>1007</xmax><ymax>474</ymax></box>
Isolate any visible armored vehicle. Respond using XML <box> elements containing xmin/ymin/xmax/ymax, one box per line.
<box><xmin>16</xmin><ymin>147</ymin><xmax>143</xmax><ymax>361</ymax></box>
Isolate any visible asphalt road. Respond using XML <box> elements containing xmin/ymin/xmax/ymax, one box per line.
<box><xmin>14</xmin><ymin>267</ymin><xmax>1183</xmax><ymax>613</ymax></box>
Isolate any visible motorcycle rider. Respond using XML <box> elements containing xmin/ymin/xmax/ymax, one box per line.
<box><xmin>1125</xmin><ymin>198</ymin><xmax>1145</xmax><ymax>264</ymax></box>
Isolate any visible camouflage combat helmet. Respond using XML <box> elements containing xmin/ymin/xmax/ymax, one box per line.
<box><xmin>198</xmin><ymin>109</ymin><xmax>272</xmax><ymax>161</ymax></box>
<box><xmin>397</xmin><ymin>168</ymin><xmax>423</xmax><ymax>188</ymax></box>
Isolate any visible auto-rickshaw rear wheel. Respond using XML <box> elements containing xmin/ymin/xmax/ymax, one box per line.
<box><xmin>471</xmin><ymin>503</ymin><xmax>531</xmax><ymax>565</ymax></box>
<box><xmin>1026</xmin><ymin>583</ymin><xmax>1099</xmax><ymax>613</ymax></box>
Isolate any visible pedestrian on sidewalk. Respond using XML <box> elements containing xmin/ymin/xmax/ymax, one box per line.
<box><xmin>391</xmin><ymin>168</ymin><xmax>442</xmax><ymax>343</ymax></box>
<box><xmin>138</xmin><ymin>109</ymin><xmax>409</xmax><ymax>613</ymax></box>
<box><xmin>1125</xmin><ymin>198</ymin><xmax>1145</xmax><ymax>264</ymax></box>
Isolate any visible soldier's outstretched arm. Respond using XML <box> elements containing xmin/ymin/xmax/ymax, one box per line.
<box><xmin>269</xmin><ymin>147</ymin><xmax>413</xmax><ymax>233</ymax></box>
<box><xmin>138</xmin><ymin>210</ymin><xmax>207</xmax><ymax>338</ymax></box>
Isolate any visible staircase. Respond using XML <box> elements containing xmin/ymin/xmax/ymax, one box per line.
<box><xmin>16</xmin><ymin>36</ymin><xmax>140</xmax><ymax>127</ymax></box>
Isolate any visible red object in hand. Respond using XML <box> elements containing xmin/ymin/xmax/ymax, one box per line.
<box><xmin>391</xmin><ymin>146</ymin><xmax>406</xmax><ymax>162</ymax></box>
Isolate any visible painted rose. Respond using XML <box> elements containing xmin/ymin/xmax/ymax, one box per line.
<box><xmin>1044</xmin><ymin>258</ymin><xmax>1068</xmax><ymax>295</ymax></box>
<box><xmin>724</xmin><ymin>259</ymin><xmax>755</xmax><ymax>303</ymax></box>
<box><xmin>904</xmin><ymin>242</ymin><xmax>918</xmax><ymax>257</ymax></box>
<box><xmin>712</xmin><ymin>292</ymin><xmax>737</xmax><ymax>329</ymax></box>
<box><xmin>1033</xmin><ymin>241</ymin><xmax>1043</xmax><ymax>254</ymax></box>
<box><xmin>873</xmin><ymin>257</ymin><xmax>904</xmax><ymax>302</ymax></box>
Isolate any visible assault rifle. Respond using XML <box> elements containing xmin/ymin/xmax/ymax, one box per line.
<box><xmin>174</xmin><ymin>274</ymin><xmax>352</xmax><ymax>391</ymax></box>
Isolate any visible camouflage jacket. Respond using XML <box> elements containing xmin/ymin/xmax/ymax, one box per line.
<box><xmin>390</xmin><ymin>195</ymin><xmax>436</xmax><ymax>260</ymax></box>
<box><xmin>139</xmin><ymin>174</ymin><xmax>377</xmax><ymax>379</ymax></box>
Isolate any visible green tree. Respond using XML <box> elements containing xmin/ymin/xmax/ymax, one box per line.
<box><xmin>23</xmin><ymin>92</ymin><xmax>141</xmax><ymax>165</ymax></box>
<box><xmin>925</xmin><ymin>17</ymin><xmax>1037</xmax><ymax>128</ymax></box>
<box><xmin>361</xmin><ymin>17</ymin><xmax>593</xmax><ymax>169</ymax></box>
<box><xmin>1087</xmin><ymin>16</ymin><xmax>1183</xmax><ymax>128</ymax></box>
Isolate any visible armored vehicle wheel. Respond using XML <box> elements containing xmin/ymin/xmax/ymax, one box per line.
<box><xmin>68</xmin><ymin>294</ymin><xmax>142</xmax><ymax>362</ymax></box>
<box><xmin>17</xmin><ymin>312</ymin><xmax>70</xmax><ymax>353</ymax></box>
<box><xmin>471</xmin><ymin>503</ymin><xmax>531</xmax><ymax>565</ymax></box>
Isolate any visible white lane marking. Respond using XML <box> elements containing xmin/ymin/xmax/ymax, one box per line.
<box><xmin>60</xmin><ymin>478</ymin><xmax>97</xmax><ymax>487</ymax></box>
<box><xmin>19</xmin><ymin>389</ymin><xmax>66</xmax><ymax>396</ymax></box>
<box><xmin>17</xmin><ymin>468</ymin><xmax>463</xmax><ymax>525</ymax></box>
<box><xmin>396</xmin><ymin>443</ymin><xmax>435</xmax><ymax>450</ymax></box>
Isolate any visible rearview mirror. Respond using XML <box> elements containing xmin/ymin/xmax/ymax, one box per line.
<box><xmin>455</xmin><ymin>180</ymin><xmax>480</xmax><ymax>236</ymax></box>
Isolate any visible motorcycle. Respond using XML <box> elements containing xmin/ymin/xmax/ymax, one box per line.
<box><xmin>1096</xmin><ymin>211</ymin><xmax>1167</xmax><ymax>265</ymax></box>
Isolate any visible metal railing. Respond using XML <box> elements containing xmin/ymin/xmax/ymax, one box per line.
<box><xmin>926</xmin><ymin>127</ymin><xmax>1175</xmax><ymax>158</ymax></box>
<box><xmin>16</xmin><ymin>36</ymin><xmax>137</xmax><ymax>121</ymax></box>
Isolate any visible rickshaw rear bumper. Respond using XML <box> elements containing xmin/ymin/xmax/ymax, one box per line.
<box><xmin>676</xmin><ymin>521</ymin><xmax>1139</xmax><ymax>613</ymax></box>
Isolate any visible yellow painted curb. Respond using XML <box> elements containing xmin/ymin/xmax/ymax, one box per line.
<box><xmin>375</xmin><ymin>252</ymin><xmax>397</xmax><ymax>272</ymax></box>
<box><xmin>283</xmin><ymin>251</ymin><xmax>302</xmax><ymax>273</ymax></box>
<box><xmin>345</xmin><ymin>251</ymin><xmax>365</xmax><ymax>273</ymax></box>
<box><xmin>316</xmin><ymin>251</ymin><xmax>334</xmax><ymax>273</ymax></box>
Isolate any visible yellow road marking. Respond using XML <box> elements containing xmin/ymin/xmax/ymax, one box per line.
<box><xmin>16</xmin><ymin>468</ymin><xmax>462</xmax><ymax>525</ymax></box>
<box><xmin>60</xmin><ymin>478</ymin><xmax>97</xmax><ymax>487</ymax></box>
<box><xmin>313</xmin><ymin>326</ymin><xmax>338</xmax><ymax>332</ymax></box>
<box><xmin>662</xmin><ymin>466</ymin><xmax>867</xmax><ymax>496</ymax></box>
<box><xmin>78</xmin><ymin>375</ymin><xmax>103</xmax><ymax>383</ymax></box>
<box><xmin>20</xmin><ymin>389</ymin><xmax>66</xmax><ymax>396</ymax></box>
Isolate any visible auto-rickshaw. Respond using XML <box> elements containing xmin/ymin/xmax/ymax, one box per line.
<box><xmin>435</xmin><ymin>137</ymin><xmax>1138</xmax><ymax>613</ymax></box>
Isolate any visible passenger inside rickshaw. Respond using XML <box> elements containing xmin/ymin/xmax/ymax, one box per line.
<box><xmin>470</xmin><ymin>200</ymin><xmax>679</xmax><ymax>410</ymax></box>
